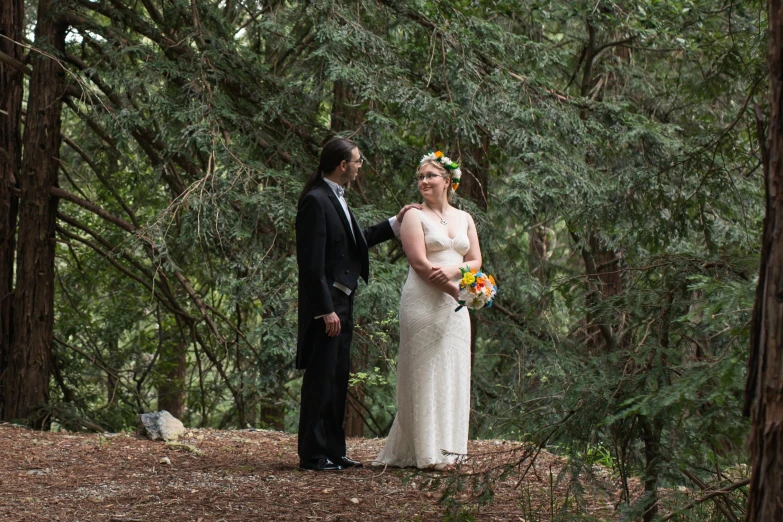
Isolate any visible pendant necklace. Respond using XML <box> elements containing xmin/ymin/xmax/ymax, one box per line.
<box><xmin>426</xmin><ymin>203</ymin><xmax>448</xmax><ymax>226</ymax></box>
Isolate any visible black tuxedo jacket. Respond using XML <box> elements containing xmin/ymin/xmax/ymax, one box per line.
<box><xmin>295</xmin><ymin>180</ymin><xmax>395</xmax><ymax>369</ymax></box>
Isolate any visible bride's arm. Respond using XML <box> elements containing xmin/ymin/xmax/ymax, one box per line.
<box><xmin>428</xmin><ymin>212</ymin><xmax>482</xmax><ymax>285</ymax></box>
<box><xmin>400</xmin><ymin>211</ymin><xmax>459</xmax><ymax>298</ymax></box>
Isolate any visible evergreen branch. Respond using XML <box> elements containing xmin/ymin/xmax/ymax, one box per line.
<box><xmin>592</xmin><ymin>36</ymin><xmax>637</xmax><ymax>61</ymax></box>
<box><xmin>191</xmin><ymin>329</ymin><xmax>243</xmax><ymax>413</ymax></box>
<box><xmin>53</xmin><ymin>334</ymin><xmax>121</xmax><ymax>382</ymax></box>
<box><xmin>201</xmin><ymin>301</ymin><xmax>261</xmax><ymax>361</ymax></box>
<box><xmin>0</xmin><ymin>45</ymin><xmax>82</xmax><ymax>98</ymax></box>
<box><xmin>172</xmin><ymin>270</ymin><xmax>229</xmax><ymax>347</ymax></box>
<box><xmin>659</xmin><ymin>478</ymin><xmax>750</xmax><ymax>521</ymax></box>
<box><xmin>63</xmin><ymin>98</ymin><xmax>118</xmax><ymax>150</ymax></box>
<box><xmin>55</xmin><ymin>224</ymin><xmax>189</xmax><ymax>321</ymax></box>
<box><xmin>564</xmin><ymin>44</ymin><xmax>587</xmax><ymax>92</ymax></box>
<box><xmin>515</xmin><ymin>409</ymin><xmax>577</xmax><ymax>488</ymax></box>
<box><xmin>61</xmin><ymin>134</ymin><xmax>141</xmax><ymax>229</ymax></box>
<box><xmin>51</xmin><ymin>186</ymin><xmax>135</xmax><ymax>233</ymax></box>
<box><xmin>56</xmin><ymin>212</ymin><xmax>156</xmax><ymax>292</ymax></box>
<box><xmin>346</xmin><ymin>388</ymin><xmax>383</xmax><ymax>437</ymax></box>
<box><xmin>274</xmin><ymin>28</ymin><xmax>316</xmax><ymax>72</ymax></box>
<box><xmin>55</xmin><ymin>210</ymin><xmax>202</xmax><ymax>330</ymax></box>
<box><xmin>52</xmin><ymin>189</ymin><xmax>245</xmax><ymax>352</ymax></box>
<box><xmin>56</xmin><ymin>160</ymin><xmax>91</xmax><ymax>201</ymax></box>
<box><xmin>681</xmin><ymin>469</ymin><xmax>741</xmax><ymax>522</ymax></box>
<box><xmin>684</xmin><ymin>74</ymin><xmax>765</xmax><ymax>202</ymax></box>
<box><xmin>0</xmin><ymin>48</ymin><xmax>31</xmax><ymax>75</ymax></box>
<box><xmin>569</xmin><ymin>230</ymin><xmax>618</xmax><ymax>351</ymax></box>
<box><xmin>134</xmin><ymin>305</ymin><xmax>166</xmax><ymax>404</ymax></box>
<box><xmin>139</xmin><ymin>0</ymin><xmax>164</xmax><ymax>26</ymax></box>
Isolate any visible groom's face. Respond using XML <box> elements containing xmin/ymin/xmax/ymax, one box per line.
<box><xmin>344</xmin><ymin>148</ymin><xmax>362</xmax><ymax>183</ymax></box>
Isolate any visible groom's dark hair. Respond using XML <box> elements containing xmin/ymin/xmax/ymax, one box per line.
<box><xmin>298</xmin><ymin>137</ymin><xmax>358</xmax><ymax>208</ymax></box>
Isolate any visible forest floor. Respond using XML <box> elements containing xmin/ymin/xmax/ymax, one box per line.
<box><xmin>0</xmin><ymin>422</ymin><xmax>640</xmax><ymax>521</ymax></box>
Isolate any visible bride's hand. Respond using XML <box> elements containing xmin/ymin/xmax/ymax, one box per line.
<box><xmin>429</xmin><ymin>265</ymin><xmax>461</xmax><ymax>285</ymax></box>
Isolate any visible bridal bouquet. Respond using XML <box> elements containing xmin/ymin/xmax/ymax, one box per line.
<box><xmin>455</xmin><ymin>266</ymin><xmax>497</xmax><ymax>311</ymax></box>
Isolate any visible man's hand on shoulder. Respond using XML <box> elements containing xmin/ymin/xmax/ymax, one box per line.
<box><xmin>396</xmin><ymin>203</ymin><xmax>422</xmax><ymax>223</ymax></box>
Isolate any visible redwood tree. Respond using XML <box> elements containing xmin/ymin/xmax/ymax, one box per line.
<box><xmin>745</xmin><ymin>1</ymin><xmax>783</xmax><ymax>520</ymax></box>
<box><xmin>2</xmin><ymin>0</ymin><xmax>67</xmax><ymax>426</ymax></box>
<box><xmin>0</xmin><ymin>0</ymin><xmax>24</xmax><ymax>418</ymax></box>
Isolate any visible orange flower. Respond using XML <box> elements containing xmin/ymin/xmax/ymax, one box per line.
<box><xmin>489</xmin><ymin>275</ymin><xmax>496</xmax><ymax>285</ymax></box>
<box><xmin>434</xmin><ymin>151</ymin><xmax>443</xmax><ymax>158</ymax></box>
<box><xmin>471</xmin><ymin>269</ymin><xmax>477</xmax><ymax>274</ymax></box>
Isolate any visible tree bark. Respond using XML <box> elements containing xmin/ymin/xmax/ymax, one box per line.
<box><xmin>157</xmin><ymin>341</ymin><xmax>187</xmax><ymax>419</ymax></box>
<box><xmin>640</xmin><ymin>417</ymin><xmax>663</xmax><ymax>522</ymax></box>
<box><xmin>331</xmin><ymin>80</ymin><xmax>369</xmax><ymax>437</ymax></box>
<box><xmin>0</xmin><ymin>0</ymin><xmax>24</xmax><ymax>419</ymax></box>
<box><xmin>2</xmin><ymin>0</ymin><xmax>67</xmax><ymax>426</ymax></box>
<box><xmin>460</xmin><ymin>136</ymin><xmax>490</xmax><ymax>370</ymax></box>
<box><xmin>344</xmin><ymin>342</ymin><xmax>368</xmax><ymax>437</ymax></box>
<box><xmin>745</xmin><ymin>1</ymin><xmax>783</xmax><ymax>519</ymax></box>
<box><xmin>259</xmin><ymin>402</ymin><xmax>284</xmax><ymax>430</ymax></box>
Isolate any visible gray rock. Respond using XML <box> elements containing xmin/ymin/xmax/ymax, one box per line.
<box><xmin>136</xmin><ymin>410</ymin><xmax>185</xmax><ymax>441</ymax></box>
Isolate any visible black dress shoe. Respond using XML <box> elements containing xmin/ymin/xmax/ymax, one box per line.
<box><xmin>299</xmin><ymin>458</ymin><xmax>343</xmax><ymax>471</ymax></box>
<box><xmin>333</xmin><ymin>456</ymin><xmax>363</xmax><ymax>468</ymax></box>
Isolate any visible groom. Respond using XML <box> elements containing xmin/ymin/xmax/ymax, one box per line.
<box><xmin>296</xmin><ymin>138</ymin><xmax>418</xmax><ymax>471</ymax></box>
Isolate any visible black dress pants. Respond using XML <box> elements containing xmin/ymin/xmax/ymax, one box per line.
<box><xmin>297</xmin><ymin>290</ymin><xmax>353</xmax><ymax>463</ymax></box>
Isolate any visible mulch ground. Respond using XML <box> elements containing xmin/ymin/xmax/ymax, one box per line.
<box><xmin>0</xmin><ymin>423</ymin><xmax>635</xmax><ymax>521</ymax></box>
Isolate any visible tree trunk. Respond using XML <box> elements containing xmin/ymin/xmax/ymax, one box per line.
<box><xmin>460</xmin><ymin>137</ymin><xmax>489</xmax><ymax>211</ymax></box>
<box><xmin>460</xmin><ymin>136</ymin><xmax>490</xmax><ymax>370</ymax></box>
<box><xmin>584</xmin><ymin>232</ymin><xmax>623</xmax><ymax>351</ymax></box>
<box><xmin>2</xmin><ymin>0</ymin><xmax>67</xmax><ymax>426</ymax></box>
<box><xmin>344</xmin><ymin>342</ymin><xmax>368</xmax><ymax>437</ymax></box>
<box><xmin>157</xmin><ymin>341</ymin><xmax>187</xmax><ymax>418</ymax></box>
<box><xmin>331</xmin><ymin>80</ymin><xmax>370</xmax><ymax>437</ymax></box>
<box><xmin>640</xmin><ymin>417</ymin><xmax>663</xmax><ymax>522</ymax></box>
<box><xmin>260</xmin><ymin>401</ymin><xmax>285</xmax><ymax>430</ymax></box>
<box><xmin>0</xmin><ymin>0</ymin><xmax>24</xmax><ymax>420</ymax></box>
<box><xmin>745</xmin><ymin>2</ymin><xmax>783</xmax><ymax>519</ymax></box>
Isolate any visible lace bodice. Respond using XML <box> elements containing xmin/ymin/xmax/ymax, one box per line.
<box><xmin>417</xmin><ymin>209</ymin><xmax>470</xmax><ymax>265</ymax></box>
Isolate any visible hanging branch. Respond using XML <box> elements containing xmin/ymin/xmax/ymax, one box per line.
<box><xmin>659</xmin><ymin>479</ymin><xmax>750</xmax><ymax>521</ymax></box>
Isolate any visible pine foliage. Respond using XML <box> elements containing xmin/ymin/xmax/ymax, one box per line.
<box><xmin>8</xmin><ymin>0</ymin><xmax>765</xmax><ymax>518</ymax></box>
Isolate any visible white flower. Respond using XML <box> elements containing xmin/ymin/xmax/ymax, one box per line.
<box><xmin>453</xmin><ymin>168</ymin><xmax>462</xmax><ymax>178</ymax></box>
<box><xmin>469</xmin><ymin>295</ymin><xmax>485</xmax><ymax>309</ymax></box>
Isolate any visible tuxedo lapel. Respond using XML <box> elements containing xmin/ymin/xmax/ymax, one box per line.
<box><xmin>323</xmin><ymin>183</ymin><xmax>357</xmax><ymax>246</ymax></box>
<box><xmin>349</xmin><ymin>208</ymin><xmax>367</xmax><ymax>250</ymax></box>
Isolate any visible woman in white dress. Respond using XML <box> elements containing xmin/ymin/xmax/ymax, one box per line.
<box><xmin>375</xmin><ymin>152</ymin><xmax>482</xmax><ymax>470</ymax></box>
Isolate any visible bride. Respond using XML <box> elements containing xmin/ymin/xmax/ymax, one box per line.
<box><xmin>375</xmin><ymin>151</ymin><xmax>482</xmax><ymax>470</ymax></box>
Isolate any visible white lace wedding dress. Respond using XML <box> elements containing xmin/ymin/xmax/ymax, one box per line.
<box><xmin>375</xmin><ymin>209</ymin><xmax>472</xmax><ymax>469</ymax></box>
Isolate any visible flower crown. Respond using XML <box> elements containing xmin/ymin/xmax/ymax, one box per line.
<box><xmin>420</xmin><ymin>151</ymin><xmax>461</xmax><ymax>192</ymax></box>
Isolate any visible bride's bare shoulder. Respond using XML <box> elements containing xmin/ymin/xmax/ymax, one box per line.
<box><xmin>401</xmin><ymin>208</ymin><xmax>424</xmax><ymax>234</ymax></box>
<box><xmin>458</xmin><ymin>208</ymin><xmax>475</xmax><ymax>220</ymax></box>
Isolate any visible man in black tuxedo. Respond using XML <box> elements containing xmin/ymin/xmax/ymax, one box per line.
<box><xmin>296</xmin><ymin>138</ymin><xmax>419</xmax><ymax>471</ymax></box>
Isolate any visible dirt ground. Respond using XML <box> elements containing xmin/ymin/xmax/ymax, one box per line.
<box><xmin>0</xmin><ymin>422</ymin><xmax>633</xmax><ymax>521</ymax></box>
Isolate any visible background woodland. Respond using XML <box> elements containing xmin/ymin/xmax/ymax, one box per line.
<box><xmin>0</xmin><ymin>0</ymin><xmax>777</xmax><ymax>520</ymax></box>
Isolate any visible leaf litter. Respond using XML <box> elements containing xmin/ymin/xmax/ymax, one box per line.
<box><xmin>0</xmin><ymin>423</ymin><xmax>639</xmax><ymax>521</ymax></box>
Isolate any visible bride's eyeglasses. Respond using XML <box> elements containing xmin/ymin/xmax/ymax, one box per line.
<box><xmin>416</xmin><ymin>173</ymin><xmax>445</xmax><ymax>183</ymax></box>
